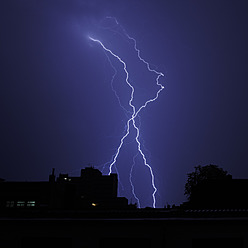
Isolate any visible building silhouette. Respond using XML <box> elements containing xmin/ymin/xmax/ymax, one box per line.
<box><xmin>0</xmin><ymin>167</ymin><xmax>128</xmax><ymax>210</ymax></box>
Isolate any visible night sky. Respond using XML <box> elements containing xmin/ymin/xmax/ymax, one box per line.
<box><xmin>1</xmin><ymin>0</ymin><xmax>248</xmax><ymax>207</ymax></box>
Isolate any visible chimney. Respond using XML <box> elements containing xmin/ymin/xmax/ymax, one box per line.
<box><xmin>49</xmin><ymin>168</ymin><xmax>55</xmax><ymax>182</ymax></box>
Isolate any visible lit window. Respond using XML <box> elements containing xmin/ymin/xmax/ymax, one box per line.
<box><xmin>6</xmin><ymin>201</ymin><xmax>14</xmax><ymax>208</ymax></box>
<box><xmin>17</xmin><ymin>201</ymin><xmax>25</xmax><ymax>207</ymax></box>
<box><xmin>27</xmin><ymin>201</ymin><xmax>36</xmax><ymax>207</ymax></box>
<box><xmin>92</xmin><ymin>203</ymin><xmax>98</xmax><ymax>207</ymax></box>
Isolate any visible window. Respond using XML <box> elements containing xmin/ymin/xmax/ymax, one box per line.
<box><xmin>6</xmin><ymin>201</ymin><xmax>14</xmax><ymax>208</ymax></box>
<box><xmin>17</xmin><ymin>201</ymin><xmax>25</xmax><ymax>207</ymax></box>
<box><xmin>27</xmin><ymin>201</ymin><xmax>36</xmax><ymax>207</ymax></box>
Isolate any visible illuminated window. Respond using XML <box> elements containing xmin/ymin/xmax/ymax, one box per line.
<box><xmin>6</xmin><ymin>201</ymin><xmax>14</xmax><ymax>207</ymax></box>
<box><xmin>27</xmin><ymin>201</ymin><xmax>36</xmax><ymax>207</ymax></box>
<box><xmin>91</xmin><ymin>203</ymin><xmax>98</xmax><ymax>207</ymax></box>
<box><xmin>17</xmin><ymin>201</ymin><xmax>25</xmax><ymax>207</ymax></box>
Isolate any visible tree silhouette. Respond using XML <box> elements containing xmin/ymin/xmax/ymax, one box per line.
<box><xmin>185</xmin><ymin>164</ymin><xmax>229</xmax><ymax>201</ymax></box>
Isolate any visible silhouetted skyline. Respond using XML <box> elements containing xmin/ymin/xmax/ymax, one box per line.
<box><xmin>2</xmin><ymin>165</ymin><xmax>248</xmax><ymax>210</ymax></box>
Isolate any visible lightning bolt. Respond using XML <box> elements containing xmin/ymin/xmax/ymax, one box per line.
<box><xmin>104</xmin><ymin>50</ymin><xmax>132</xmax><ymax>118</ymax></box>
<box><xmin>88</xmin><ymin>24</ymin><xmax>164</xmax><ymax>208</ymax></box>
<box><xmin>130</xmin><ymin>152</ymin><xmax>140</xmax><ymax>208</ymax></box>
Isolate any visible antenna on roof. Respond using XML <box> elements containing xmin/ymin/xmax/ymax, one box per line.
<box><xmin>87</xmin><ymin>163</ymin><xmax>94</xmax><ymax>168</ymax></box>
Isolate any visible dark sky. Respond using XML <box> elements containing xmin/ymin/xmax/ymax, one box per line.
<box><xmin>0</xmin><ymin>0</ymin><xmax>248</xmax><ymax>207</ymax></box>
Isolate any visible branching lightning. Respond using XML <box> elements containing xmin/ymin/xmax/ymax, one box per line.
<box><xmin>88</xmin><ymin>21</ymin><xmax>164</xmax><ymax>208</ymax></box>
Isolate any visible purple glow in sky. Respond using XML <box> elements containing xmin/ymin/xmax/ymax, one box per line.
<box><xmin>1</xmin><ymin>0</ymin><xmax>248</xmax><ymax>207</ymax></box>
<box><xmin>88</xmin><ymin>18</ymin><xmax>164</xmax><ymax>207</ymax></box>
